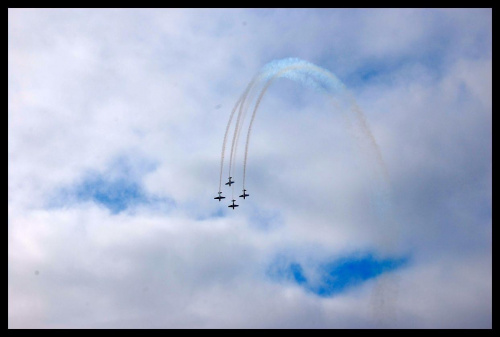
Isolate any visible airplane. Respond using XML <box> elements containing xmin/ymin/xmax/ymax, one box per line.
<box><xmin>239</xmin><ymin>189</ymin><xmax>249</xmax><ymax>199</ymax></box>
<box><xmin>225</xmin><ymin>177</ymin><xmax>235</xmax><ymax>186</ymax></box>
<box><xmin>228</xmin><ymin>199</ymin><xmax>239</xmax><ymax>209</ymax></box>
<box><xmin>214</xmin><ymin>191</ymin><xmax>225</xmax><ymax>201</ymax></box>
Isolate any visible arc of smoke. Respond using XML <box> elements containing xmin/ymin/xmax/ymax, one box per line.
<box><xmin>239</xmin><ymin>62</ymin><xmax>339</xmax><ymax>189</ymax></box>
<box><xmin>221</xmin><ymin>58</ymin><xmax>397</xmax><ymax>325</ymax></box>
<box><xmin>240</xmin><ymin>61</ymin><xmax>388</xmax><ymax>189</ymax></box>
<box><xmin>219</xmin><ymin>73</ymin><xmax>266</xmax><ymax>195</ymax></box>
<box><xmin>227</xmin><ymin>79</ymin><xmax>256</xmax><ymax>198</ymax></box>
<box><xmin>229</xmin><ymin>82</ymin><xmax>266</xmax><ymax>198</ymax></box>
<box><xmin>224</xmin><ymin>60</ymin><xmax>332</xmax><ymax>192</ymax></box>
<box><xmin>218</xmin><ymin>97</ymin><xmax>242</xmax><ymax>193</ymax></box>
<box><xmin>242</xmin><ymin>76</ymin><xmax>276</xmax><ymax>189</ymax></box>
<box><xmin>227</xmin><ymin>76</ymin><xmax>265</xmax><ymax>181</ymax></box>
<box><xmin>230</xmin><ymin>83</ymin><xmax>258</xmax><ymax>178</ymax></box>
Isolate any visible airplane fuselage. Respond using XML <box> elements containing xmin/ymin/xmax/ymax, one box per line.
<box><xmin>228</xmin><ymin>200</ymin><xmax>239</xmax><ymax>209</ymax></box>
<box><xmin>214</xmin><ymin>192</ymin><xmax>225</xmax><ymax>201</ymax></box>
<box><xmin>225</xmin><ymin>177</ymin><xmax>234</xmax><ymax>186</ymax></box>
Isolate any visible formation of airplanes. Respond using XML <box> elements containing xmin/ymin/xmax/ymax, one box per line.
<box><xmin>214</xmin><ymin>177</ymin><xmax>249</xmax><ymax>209</ymax></box>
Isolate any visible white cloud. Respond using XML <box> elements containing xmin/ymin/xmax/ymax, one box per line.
<box><xmin>9</xmin><ymin>8</ymin><xmax>491</xmax><ymax>328</ymax></box>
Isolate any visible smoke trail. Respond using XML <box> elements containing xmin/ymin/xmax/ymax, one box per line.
<box><xmin>348</xmin><ymin>98</ymin><xmax>390</xmax><ymax>184</ymax></box>
<box><xmin>230</xmin><ymin>84</ymin><xmax>259</xmax><ymax>179</ymax></box>
<box><xmin>220</xmin><ymin>71</ymin><xmax>267</xmax><ymax>198</ymax></box>
<box><xmin>240</xmin><ymin>59</ymin><xmax>389</xmax><ymax>189</ymax></box>
<box><xmin>222</xmin><ymin>58</ymin><xmax>399</xmax><ymax>324</ymax></box>
<box><xmin>242</xmin><ymin>76</ymin><xmax>276</xmax><ymax>189</ymax></box>
<box><xmin>239</xmin><ymin>63</ymin><xmax>322</xmax><ymax>188</ymax></box>
<box><xmin>227</xmin><ymin>72</ymin><xmax>273</xmax><ymax>178</ymax></box>
<box><xmin>223</xmin><ymin>60</ymin><xmax>393</xmax><ymax>228</ymax></box>
<box><xmin>218</xmin><ymin>97</ymin><xmax>242</xmax><ymax>193</ymax></box>
<box><xmin>225</xmin><ymin>59</ymin><xmax>390</xmax><ymax>213</ymax></box>
<box><xmin>233</xmin><ymin>59</ymin><xmax>398</xmax><ymax>326</ymax></box>
<box><xmin>240</xmin><ymin>61</ymin><xmax>341</xmax><ymax>189</ymax></box>
<box><xmin>225</xmin><ymin>78</ymin><xmax>258</xmax><ymax>175</ymax></box>
<box><xmin>219</xmin><ymin>69</ymin><xmax>268</xmax><ymax>198</ymax></box>
<box><xmin>227</xmin><ymin>77</ymin><xmax>260</xmax><ymax>197</ymax></box>
<box><xmin>225</xmin><ymin>59</ymin><xmax>340</xmax><ymax>191</ymax></box>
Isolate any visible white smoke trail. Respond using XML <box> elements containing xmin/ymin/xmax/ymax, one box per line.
<box><xmin>242</xmin><ymin>76</ymin><xmax>276</xmax><ymax>189</ymax></box>
<box><xmin>227</xmin><ymin>77</ymin><xmax>262</xmax><ymax>198</ymax></box>
<box><xmin>230</xmin><ymin>83</ymin><xmax>260</xmax><ymax>179</ymax></box>
<box><xmin>229</xmin><ymin>58</ymin><xmax>398</xmax><ymax>326</ymax></box>
<box><xmin>224</xmin><ymin>58</ymin><xmax>394</xmax><ymax>239</ymax></box>
<box><xmin>220</xmin><ymin>72</ymin><xmax>267</xmax><ymax>198</ymax></box>
<box><xmin>218</xmin><ymin>97</ymin><xmax>242</xmax><ymax>193</ymax></box>
<box><xmin>239</xmin><ymin>60</ymin><xmax>389</xmax><ymax>189</ymax></box>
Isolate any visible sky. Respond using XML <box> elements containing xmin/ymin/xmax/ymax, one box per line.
<box><xmin>8</xmin><ymin>8</ymin><xmax>491</xmax><ymax>328</ymax></box>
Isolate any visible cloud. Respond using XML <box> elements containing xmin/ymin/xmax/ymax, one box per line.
<box><xmin>9</xmin><ymin>8</ymin><xmax>491</xmax><ymax>328</ymax></box>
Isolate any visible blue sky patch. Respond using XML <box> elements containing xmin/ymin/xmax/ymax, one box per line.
<box><xmin>73</xmin><ymin>175</ymin><xmax>156</xmax><ymax>214</ymax></box>
<box><xmin>51</xmin><ymin>156</ymin><xmax>174</xmax><ymax>214</ymax></box>
<box><xmin>268</xmin><ymin>253</ymin><xmax>407</xmax><ymax>297</ymax></box>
